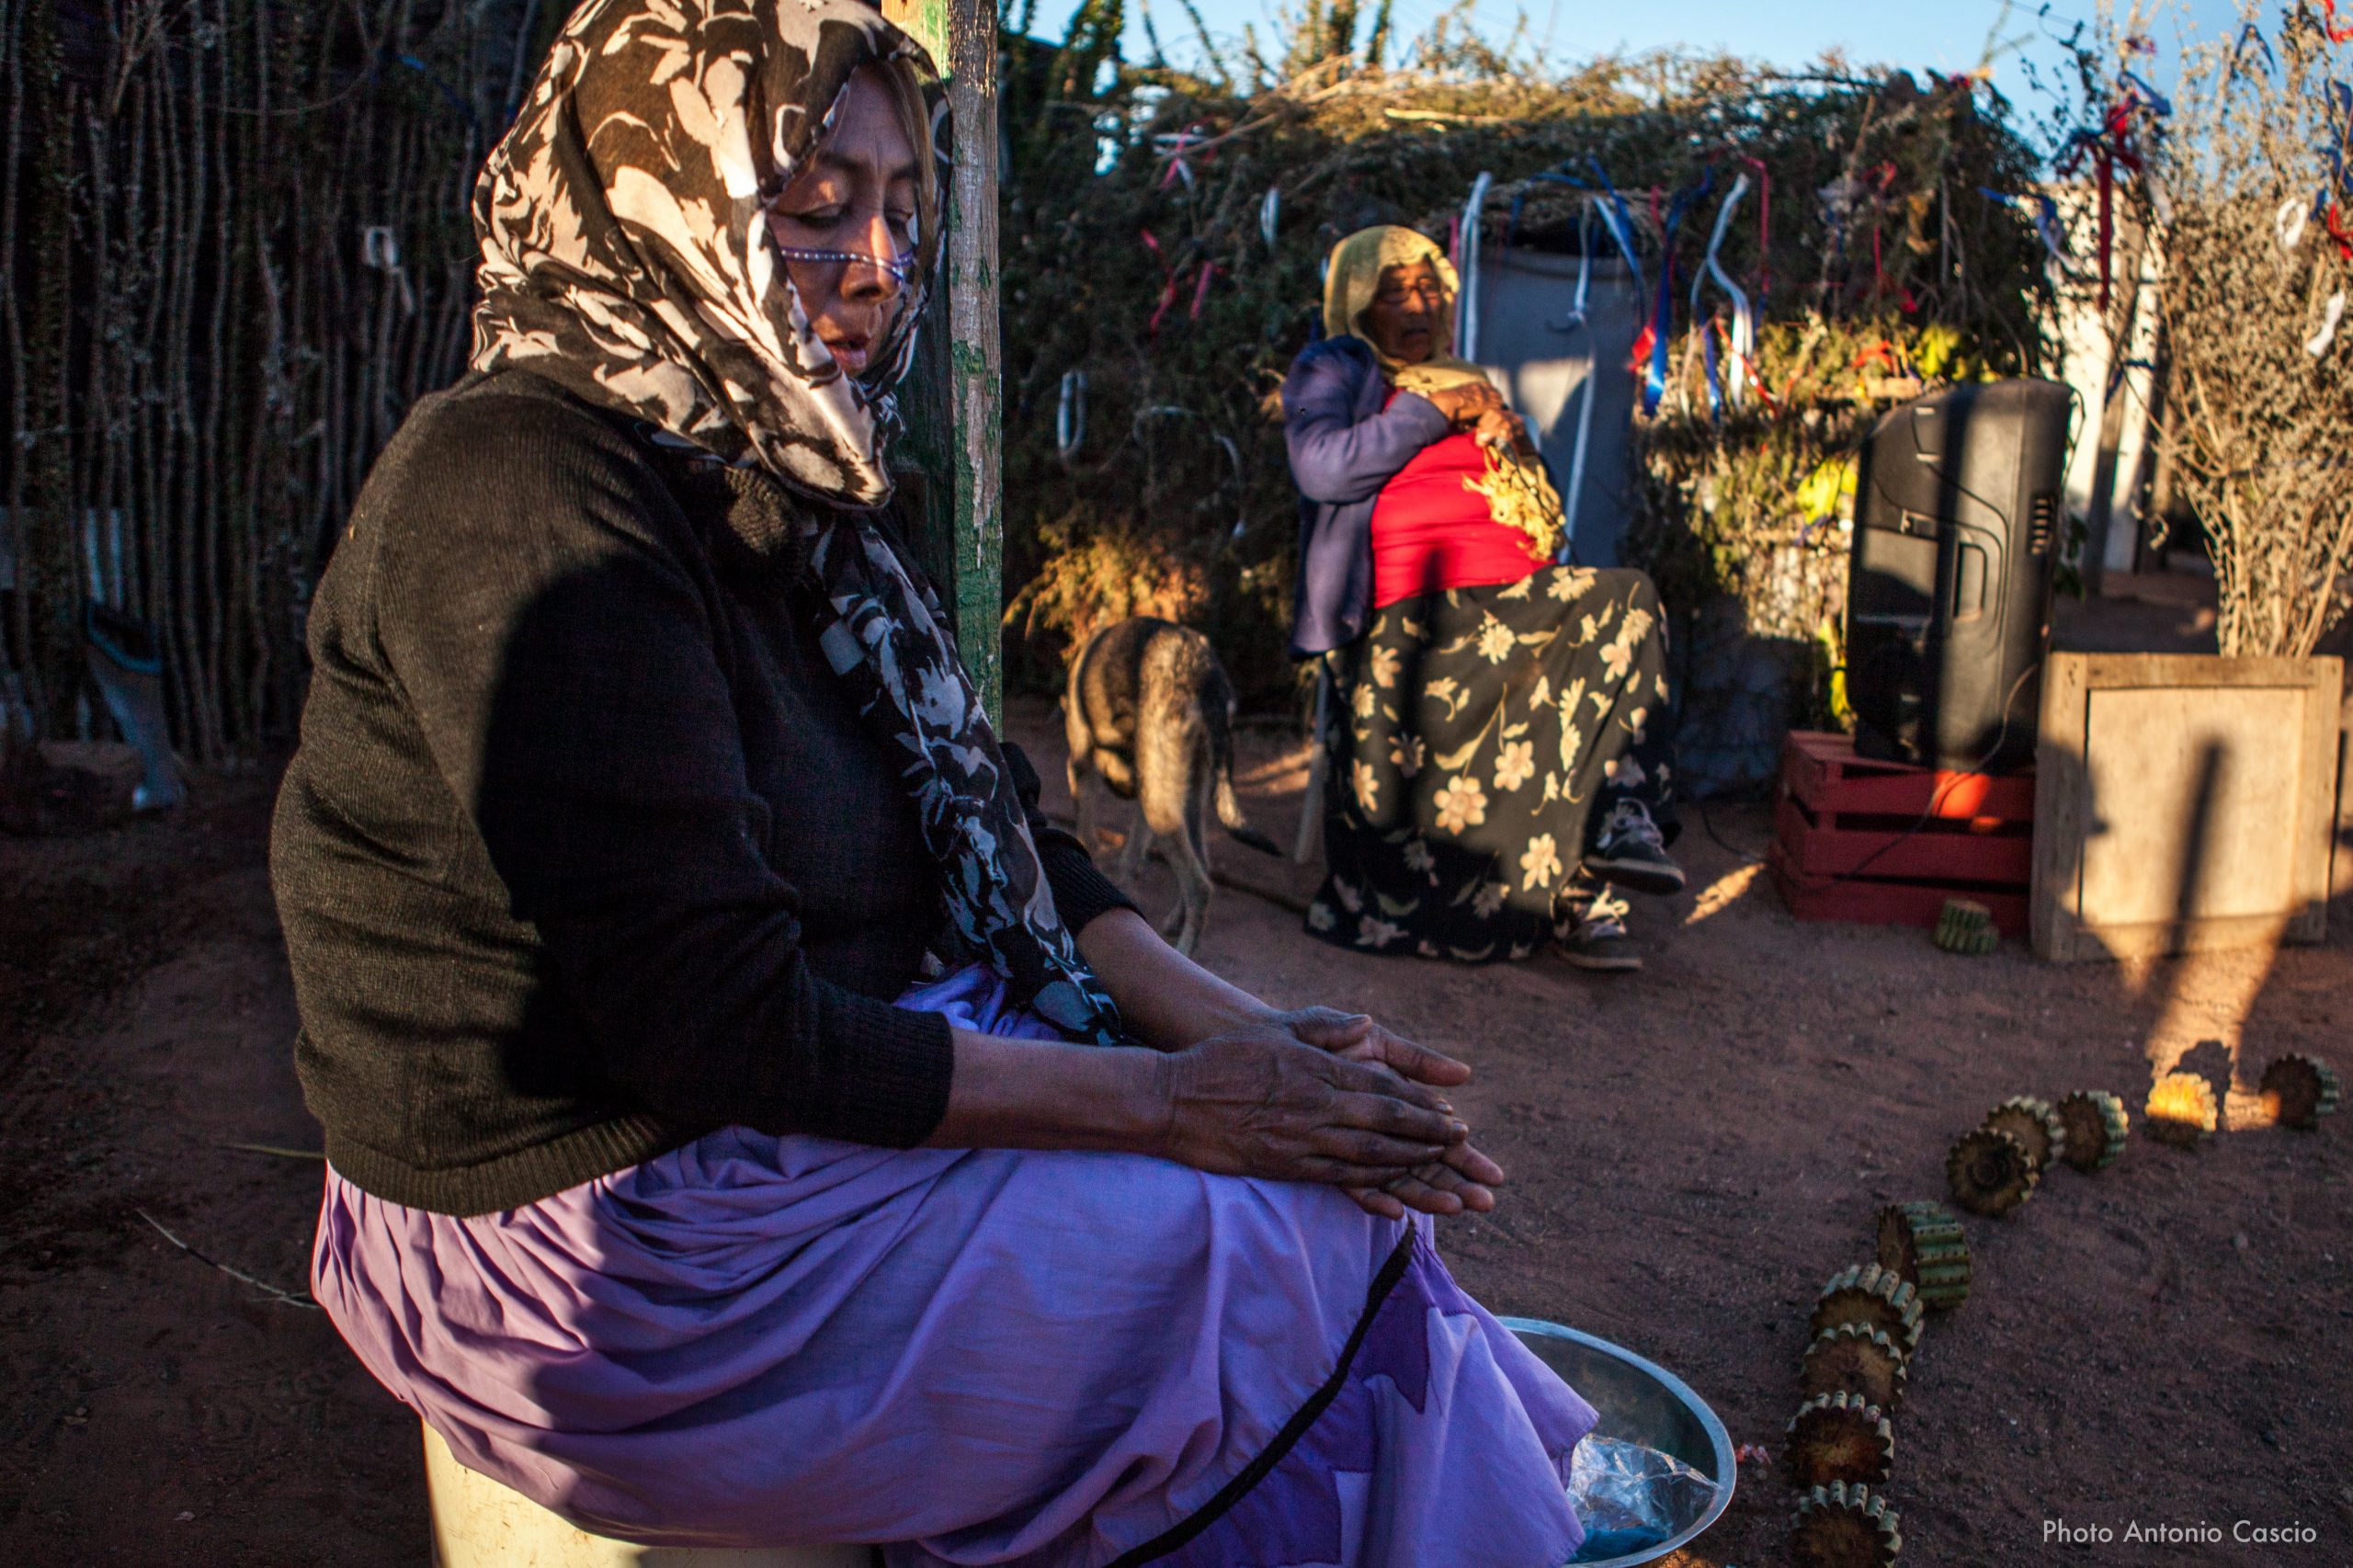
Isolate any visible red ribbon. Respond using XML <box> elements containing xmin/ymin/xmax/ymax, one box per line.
<box><xmin>1141</xmin><ymin>228</ymin><xmax>1182</xmax><ymax>336</ymax></box>
<box><xmin>2058</xmin><ymin>99</ymin><xmax>2149</xmax><ymax>312</ymax></box>
<box><xmin>1140</xmin><ymin>228</ymin><xmax>1217</xmax><ymax>336</ymax></box>
<box><xmin>1154</xmin><ymin>124</ymin><xmax>1212</xmax><ymax>190</ymax></box>
<box><xmin>1628</xmin><ymin>323</ymin><xmax>1656</xmax><ymax>381</ymax></box>
<box><xmin>2329</xmin><ymin>0</ymin><xmax>2353</xmax><ymax>42</ymax></box>
<box><xmin>2327</xmin><ymin>201</ymin><xmax>2353</xmax><ymax>260</ymax></box>
<box><xmin>1854</xmin><ymin>341</ymin><xmax>1904</xmax><ymax>375</ymax></box>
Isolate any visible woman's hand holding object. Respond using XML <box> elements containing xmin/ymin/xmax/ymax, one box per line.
<box><xmin>1472</xmin><ymin>407</ymin><xmax>1532</xmax><ymax>454</ymax></box>
<box><xmin>1420</xmin><ymin>381</ymin><xmax>1504</xmax><ymax>427</ymax></box>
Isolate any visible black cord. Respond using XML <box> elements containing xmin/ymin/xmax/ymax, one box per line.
<box><xmin>1699</xmin><ymin>800</ymin><xmax>1767</xmax><ymax>866</ymax></box>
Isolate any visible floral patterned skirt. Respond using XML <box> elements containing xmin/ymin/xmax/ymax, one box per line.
<box><xmin>1305</xmin><ymin>566</ymin><xmax>1678</xmax><ymax>962</ymax></box>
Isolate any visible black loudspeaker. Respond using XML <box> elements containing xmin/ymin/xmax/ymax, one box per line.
<box><xmin>1846</xmin><ymin>379</ymin><xmax>2070</xmax><ymax>774</ymax></box>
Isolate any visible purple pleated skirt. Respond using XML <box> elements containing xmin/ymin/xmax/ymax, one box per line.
<box><xmin>312</xmin><ymin>965</ymin><xmax>1597</xmax><ymax>1566</ymax></box>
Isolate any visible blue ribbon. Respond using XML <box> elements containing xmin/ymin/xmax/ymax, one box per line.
<box><xmin>1583</xmin><ymin>159</ymin><xmax>1649</xmax><ymax>293</ymax></box>
<box><xmin>2230</xmin><ymin>21</ymin><xmax>2275</xmax><ymax>76</ymax></box>
<box><xmin>1979</xmin><ymin>187</ymin><xmax>2070</xmax><ymax>265</ymax></box>
<box><xmin>2120</xmin><ymin>69</ymin><xmax>2173</xmax><ymax>118</ymax></box>
<box><xmin>1700</xmin><ymin>318</ymin><xmax>1723</xmax><ymax>426</ymax></box>
<box><xmin>2318</xmin><ymin>81</ymin><xmax>2353</xmax><ymax>220</ymax></box>
<box><xmin>1640</xmin><ymin>169</ymin><xmax>1713</xmax><ymax>417</ymax></box>
<box><xmin>1506</xmin><ymin>160</ymin><xmax>1646</xmax><ymax>292</ymax></box>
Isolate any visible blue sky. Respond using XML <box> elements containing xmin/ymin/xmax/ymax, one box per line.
<box><xmin>1116</xmin><ymin>0</ymin><xmax>2251</xmax><ymax>147</ymax></box>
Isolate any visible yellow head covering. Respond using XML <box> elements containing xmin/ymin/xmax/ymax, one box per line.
<box><xmin>1321</xmin><ymin>225</ymin><xmax>1563</xmax><ymax>558</ymax></box>
<box><xmin>1321</xmin><ymin>225</ymin><xmax>1487</xmax><ymax>396</ymax></box>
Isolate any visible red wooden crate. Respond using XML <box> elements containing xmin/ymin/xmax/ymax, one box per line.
<box><xmin>1769</xmin><ymin>849</ymin><xmax>2031</xmax><ymax>935</ymax></box>
<box><xmin>1781</xmin><ymin>729</ymin><xmax>2035</xmax><ymax>824</ymax></box>
<box><xmin>1770</xmin><ymin>731</ymin><xmax>2034</xmax><ymax>935</ymax></box>
<box><xmin>1772</xmin><ymin>796</ymin><xmax>2032</xmax><ymax>884</ymax></box>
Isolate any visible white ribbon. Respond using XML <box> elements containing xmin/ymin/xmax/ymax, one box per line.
<box><xmin>2279</xmin><ymin>198</ymin><xmax>2309</xmax><ymax>252</ymax></box>
<box><xmin>2308</xmin><ymin>290</ymin><xmax>2345</xmax><ymax>358</ymax></box>
<box><xmin>1689</xmin><ymin>173</ymin><xmax>1756</xmax><ymax>406</ymax></box>
<box><xmin>361</xmin><ymin>224</ymin><xmax>416</xmax><ymax>316</ymax></box>
<box><xmin>1260</xmin><ymin>187</ymin><xmax>1280</xmax><ymax>252</ymax></box>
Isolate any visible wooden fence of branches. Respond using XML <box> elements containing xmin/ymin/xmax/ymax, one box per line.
<box><xmin>0</xmin><ymin>0</ymin><xmax>540</xmax><ymax>763</ymax></box>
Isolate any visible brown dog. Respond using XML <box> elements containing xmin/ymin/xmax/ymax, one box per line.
<box><xmin>1063</xmin><ymin>617</ymin><xmax>1279</xmax><ymax>955</ymax></box>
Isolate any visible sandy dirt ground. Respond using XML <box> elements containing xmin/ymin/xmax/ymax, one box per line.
<box><xmin>2</xmin><ymin>700</ymin><xmax>2347</xmax><ymax>1566</ymax></box>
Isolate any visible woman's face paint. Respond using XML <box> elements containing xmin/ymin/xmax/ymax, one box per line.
<box><xmin>1363</xmin><ymin>260</ymin><xmax>1447</xmax><ymax>365</ymax></box>
<box><xmin>765</xmin><ymin>67</ymin><xmax>922</xmax><ymax>380</ymax></box>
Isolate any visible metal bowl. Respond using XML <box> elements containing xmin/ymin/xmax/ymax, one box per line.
<box><xmin>1503</xmin><ymin>1318</ymin><xmax>1736</xmax><ymax>1568</ymax></box>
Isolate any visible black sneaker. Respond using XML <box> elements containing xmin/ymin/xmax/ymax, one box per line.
<box><xmin>1554</xmin><ymin>886</ymin><xmax>1642</xmax><ymax>971</ymax></box>
<box><xmin>1583</xmin><ymin>800</ymin><xmax>1686</xmax><ymax>895</ymax></box>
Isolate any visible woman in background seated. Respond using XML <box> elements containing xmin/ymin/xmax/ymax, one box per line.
<box><xmin>1283</xmin><ymin>226</ymin><xmax>1682</xmax><ymax>971</ymax></box>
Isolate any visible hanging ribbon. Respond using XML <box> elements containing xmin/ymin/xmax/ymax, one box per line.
<box><xmin>1634</xmin><ymin>170</ymin><xmax>1713</xmax><ymax>417</ymax></box>
<box><xmin>2231</xmin><ymin>21</ymin><xmax>2277</xmax><ymax>74</ymax></box>
<box><xmin>360</xmin><ymin>225</ymin><xmax>416</xmax><ymax>315</ymax></box>
<box><xmin>2327</xmin><ymin>201</ymin><xmax>2353</xmax><ymax>261</ymax></box>
<box><xmin>1583</xmin><ymin>159</ymin><xmax>1647</xmax><ymax>285</ymax></box>
<box><xmin>2308</xmin><ymin>290</ymin><xmax>2346</xmax><ymax>357</ymax></box>
<box><xmin>2058</xmin><ymin>91</ymin><xmax>2155</xmax><ymax>312</ymax></box>
<box><xmin>2316</xmin><ymin>80</ymin><xmax>2353</xmax><ymax>227</ymax></box>
<box><xmin>2119</xmin><ymin>69</ymin><xmax>2174</xmax><ymax>116</ymax></box>
<box><xmin>2326</xmin><ymin>0</ymin><xmax>2353</xmax><ymax>43</ymax></box>
<box><xmin>1699</xmin><ymin>317</ymin><xmax>1725</xmax><ymax>425</ymax></box>
<box><xmin>1980</xmin><ymin>187</ymin><xmax>2073</xmax><ymax>268</ymax></box>
<box><xmin>2279</xmin><ymin>198</ymin><xmax>2311</xmax><ymax>252</ymax></box>
<box><xmin>1138</xmin><ymin>229</ymin><xmax>1220</xmax><ymax>335</ymax></box>
<box><xmin>1056</xmin><ymin>369</ymin><xmax>1088</xmax><ymax>459</ymax></box>
<box><xmin>1260</xmin><ymin>187</ymin><xmax>1280</xmax><ymax>251</ymax></box>
<box><xmin>1689</xmin><ymin>172</ymin><xmax>1756</xmax><ymax>407</ymax></box>
<box><xmin>1153</xmin><ymin>124</ymin><xmax>1211</xmax><ymax>190</ymax></box>
<box><xmin>1139</xmin><ymin>228</ymin><xmax>1206</xmax><ymax>337</ymax></box>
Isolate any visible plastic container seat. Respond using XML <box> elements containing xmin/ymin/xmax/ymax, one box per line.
<box><xmin>424</xmin><ymin>1423</ymin><xmax>869</xmax><ymax>1568</ymax></box>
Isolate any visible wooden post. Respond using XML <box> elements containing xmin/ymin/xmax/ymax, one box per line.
<box><xmin>945</xmin><ymin>0</ymin><xmax>1003</xmax><ymax>724</ymax></box>
<box><xmin>884</xmin><ymin>0</ymin><xmax>1002</xmax><ymax>725</ymax></box>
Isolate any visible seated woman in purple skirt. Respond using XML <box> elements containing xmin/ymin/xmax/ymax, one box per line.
<box><xmin>269</xmin><ymin>3</ymin><xmax>1596</xmax><ymax>1562</ymax></box>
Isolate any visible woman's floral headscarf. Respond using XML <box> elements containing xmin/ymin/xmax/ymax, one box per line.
<box><xmin>471</xmin><ymin>0</ymin><xmax>941</xmax><ymax>506</ymax></box>
<box><xmin>468</xmin><ymin>0</ymin><xmax>1125</xmax><ymax>1046</ymax></box>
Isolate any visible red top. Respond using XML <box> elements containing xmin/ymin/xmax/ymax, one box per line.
<box><xmin>1369</xmin><ymin>410</ymin><xmax>1547</xmax><ymax>610</ymax></box>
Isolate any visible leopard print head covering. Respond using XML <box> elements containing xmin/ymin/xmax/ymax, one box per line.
<box><xmin>470</xmin><ymin>0</ymin><xmax>943</xmax><ymax>507</ymax></box>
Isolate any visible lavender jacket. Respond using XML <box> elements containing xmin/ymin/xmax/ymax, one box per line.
<box><xmin>1280</xmin><ymin>335</ymin><xmax>1450</xmax><ymax>657</ymax></box>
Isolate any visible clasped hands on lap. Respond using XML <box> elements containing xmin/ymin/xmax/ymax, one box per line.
<box><xmin>927</xmin><ymin>908</ymin><xmax>1504</xmax><ymax>1221</ymax></box>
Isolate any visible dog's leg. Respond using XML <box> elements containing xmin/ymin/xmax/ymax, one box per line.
<box><xmin>1117</xmin><ymin>804</ymin><xmax>1152</xmax><ymax>884</ymax></box>
<box><xmin>1150</xmin><ymin>762</ymin><xmax>1212</xmax><ymax>957</ymax></box>
<box><xmin>1159</xmin><ymin>828</ymin><xmax>1211</xmax><ymax>957</ymax></box>
<box><xmin>1067</xmin><ymin>757</ymin><xmax>1094</xmax><ymax>853</ymax></box>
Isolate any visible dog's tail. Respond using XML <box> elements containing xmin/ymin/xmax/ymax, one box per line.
<box><xmin>1205</xmin><ymin>665</ymin><xmax>1281</xmax><ymax>857</ymax></box>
